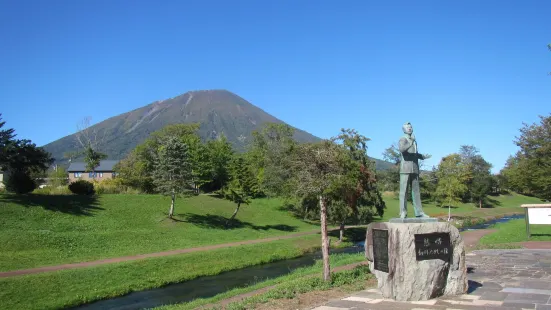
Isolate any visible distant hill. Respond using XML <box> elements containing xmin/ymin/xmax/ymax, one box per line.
<box><xmin>42</xmin><ymin>89</ymin><xmax>393</xmax><ymax>170</ymax></box>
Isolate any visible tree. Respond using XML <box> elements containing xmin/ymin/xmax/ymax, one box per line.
<box><xmin>223</xmin><ymin>156</ymin><xmax>259</xmax><ymax>225</ymax></box>
<box><xmin>469</xmin><ymin>156</ymin><xmax>493</xmax><ymax>208</ymax></box>
<box><xmin>291</xmin><ymin>140</ymin><xmax>344</xmax><ymax>282</ymax></box>
<box><xmin>0</xmin><ymin>114</ymin><xmax>53</xmax><ymax>193</ymax></box>
<box><xmin>458</xmin><ymin>145</ymin><xmax>492</xmax><ymax>206</ymax></box>
<box><xmin>115</xmin><ymin>123</ymin><xmax>201</xmax><ymax>193</ymax></box>
<box><xmin>48</xmin><ymin>166</ymin><xmax>68</xmax><ymax>188</ymax></box>
<box><xmin>501</xmin><ymin>114</ymin><xmax>551</xmax><ymax>200</ymax></box>
<box><xmin>434</xmin><ymin>154</ymin><xmax>469</xmax><ymax>220</ymax></box>
<box><xmin>379</xmin><ymin>143</ymin><xmax>401</xmax><ymax>192</ymax></box>
<box><xmin>74</xmin><ymin>117</ymin><xmax>107</xmax><ymax>180</ymax></box>
<box><xmin>329</xmin><ymin>129</ymin><xmax>385</xmax><ymax>241</ymax></box>
<box><xmin>151</xmin><ymin>136</ymin><xmax>193</xmax><ymax>219</ymax></box>
<box><xmin>248</xmin><ymin>123</ymin><xmax>297</xmax><ymax>197</ymax></box>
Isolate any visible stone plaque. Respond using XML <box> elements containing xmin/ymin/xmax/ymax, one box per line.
<box><xmin>414</xmin><ymin>232</ymin><xmax>451</xmax><ymax>261</ymax></box>
<box><xmin>372</xmin><ymin>229</ymin><xmax>389</xmax><ymax>272</ymax></box>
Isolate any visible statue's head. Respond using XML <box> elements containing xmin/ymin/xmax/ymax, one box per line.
<box><xmin>402</xmin><ymin>122</ymin><xmax>413</xmax><ymax>134</ymax></box>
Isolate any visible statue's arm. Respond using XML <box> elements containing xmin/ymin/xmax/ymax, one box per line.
<box><xmin>398</xmin><ymin>137</ymin><xmax>412</xmax><ymax>153</ymax></box>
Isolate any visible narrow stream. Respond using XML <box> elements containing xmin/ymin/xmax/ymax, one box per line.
<box><xmin>71</xmin><ymin>213</ymin><xmax>524</xmax><ymax>310</ymax></box>
<box><xmin>71</xmin><ymin>247</ymin><xmax>362</xmax><ymax>310</ymax></box>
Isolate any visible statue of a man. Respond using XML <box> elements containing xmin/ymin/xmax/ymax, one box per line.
<box><xmin>398</xmin><ymin>122</ymin><xmax>430</xmax><ymax>219</ymax></box>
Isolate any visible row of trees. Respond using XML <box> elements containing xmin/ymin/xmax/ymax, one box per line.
<box><xmin>114</xmin><ymin>123</ymin><xmax>385</xmax><ymax>281</ymax></box>
<box><xmin>377</xmin><ymin>143</ymin><xmax>495</xmax><ymax>211</ymax></box>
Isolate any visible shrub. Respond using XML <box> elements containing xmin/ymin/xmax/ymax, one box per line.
<box><xmin>94</xmin><ymin>178</ymin><xmax>141</xmax><ymax>194</ymax></box>
<box><xmin>4</xmin><ymin>171</ymin><xmax>36</xmax><ymax>194</ymax></box>
<box><xmin>33</xmin><ymin>186</ymin><xmax>72</xmax><ymax>195</ymax></box>
<box><xmin>68</xmin><ymin>180</ymin><xmax>95</xmax><ymax>195</ymax></box>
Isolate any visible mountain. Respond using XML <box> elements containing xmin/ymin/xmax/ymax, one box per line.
<box><xmin>43</xmin><ymin>89</ymin><xmax>393</xmax><ymax>169</ymax></box>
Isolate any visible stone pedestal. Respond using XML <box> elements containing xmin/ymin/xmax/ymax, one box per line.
<box><xmin>365</xmin><ymin>221</ymin><xmax>467</xmax><ymax>301</ymax></box>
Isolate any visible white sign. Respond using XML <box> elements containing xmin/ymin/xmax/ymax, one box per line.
<box><xmin>528</xmin><ymin>208</ymin><xmax>551</xmax><ymax>225</ymax></box>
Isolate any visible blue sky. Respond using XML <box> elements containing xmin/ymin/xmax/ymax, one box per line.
<box><xmin>1</xmin><ymin>0</ymin><xmax>549</xmax><ymax>173</ymax></box>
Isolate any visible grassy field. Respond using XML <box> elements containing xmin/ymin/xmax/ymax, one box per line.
<box><xmin>380</xmin><ymin>192</ymin><xmax>543</xmax><ymax>221</ymax></box>
<box><xmin>158</xmin><ymin>252</ymin><xmax>367</xmax><ymax>310</ymax></box>
<box><xmin>0</xmin><ymin>194</ymin><xmax>319</xmax><ymax>271</ymax></box>
<box><xmin>480</xmin><ymin>218</ymin><xmax>551</xmax><ymax>245</ymax></box>
<box><xmin>0</xmin><ymin>192</ymin><xmax>541</xmax><ymax>272</ymax></box>
<box><xmin>0</xmin><ymin>234</ymin><xmax>350</xmax><ymax>310</ymax></box>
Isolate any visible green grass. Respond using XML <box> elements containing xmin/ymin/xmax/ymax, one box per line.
<box><xmin>0</xmin><ymin>194</ymin><xmax>318</xmax><ymax>271</ymax></box>
<box><xmin>0</xmin><ymin>234</ymin><xmax>346</xmax><ymax>310</ymax></box>
<box><xmin>158</xmin><ymin>252</ymin><xmax>366</xmax><ymax>310</ymax></box>
<box><xmin>380</xmin><ymin>192</ymin><xmax>543</xmax><ymax>221</ymax></box>
<box><xmin>479</xmin><ymin>218</ymin><xmax>551</xmax><ymax>245</ymax></box>
<box><xmin>222</xmin><ymin>264</ymin><xmax>371</xmax><ymax>310</ymax></box>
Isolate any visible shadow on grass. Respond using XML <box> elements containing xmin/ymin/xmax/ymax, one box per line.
<box><xmin>531</xmin><ymin>234</ymin><xmax>551</xmax><ymax>237</ymax></box>
<box><xmin>178</xmin><ymin>213</ymin><xmax>298</xmax><ymax>231</ymax></box>
<box><xmin>0</xmin><ymin>194</ymin><xmax>103</xmax><ymax>216</ymax></box>
<box><xmin>484</xmin><ymin>197</ymin><xmax>502</xmax><ymax>208</ymax></box>
<box><xmin>328</xmin><ymin>227</ymin><xmax>366</xmax><ymax>242</ymax></box>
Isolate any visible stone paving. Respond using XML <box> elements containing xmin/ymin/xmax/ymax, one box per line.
<box><xmin>311</xmin><ymin>249</ymin><xmax>551</xmax><ymax>310</ymax></box>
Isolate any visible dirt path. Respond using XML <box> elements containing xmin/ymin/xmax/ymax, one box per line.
<box><xmin>0</xmin><ymin>225</ymin><xmax>367</xmax><ymax>278</ymax></box>
<box><xmin>461</xmin><ymin>229</ymin><xmax>497</xmax><ymax>248</ymax></box>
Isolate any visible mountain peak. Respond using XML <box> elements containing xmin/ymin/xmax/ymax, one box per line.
<box><xmin>43</xmin><ymin>90</ymin><xmax>320</xmax><ymax>161</ymax></box>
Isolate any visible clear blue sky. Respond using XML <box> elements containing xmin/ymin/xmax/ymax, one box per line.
<box><xmin>1</xmin><ymin>0</ymin><xmax>549</xmax><ymax>173</ymax></box>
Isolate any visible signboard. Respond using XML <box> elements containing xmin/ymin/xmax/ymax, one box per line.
<box><xmin>527</xmin><ymin>208</ymin><xmax>551</xmax><ymax>225</ymax></box>
<box><xmin>372</xmin><ymin>229</ymin><xmax>389</xmax><ymax>273</ymax></box>
<box><xmin>414</xmin><ymin>232</ymin><xmax>452</xmax><ymax>261</ymax></box>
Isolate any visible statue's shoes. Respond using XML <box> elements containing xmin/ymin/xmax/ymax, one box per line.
<box><xmin>416</xmin><ymin>213</ymin><xmax>430</xmax><ymax>218</ymax></box>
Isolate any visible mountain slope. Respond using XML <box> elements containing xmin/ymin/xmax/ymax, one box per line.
<box><xmin>43</xmin><ymin>89</ymin><xmax>393</xmax><ymax>169</ymax></box>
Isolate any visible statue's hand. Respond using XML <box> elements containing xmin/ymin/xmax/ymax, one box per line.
<box><xmin>421</xmin><ymin>154</ymin><xmax>432</xmax><ymax>160</ymax></box>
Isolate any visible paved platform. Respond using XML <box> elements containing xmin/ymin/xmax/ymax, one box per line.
<box><xmin>311</xmin><ymin>249</ymin><xmax>551</xmax><ymax>310</ymax></box>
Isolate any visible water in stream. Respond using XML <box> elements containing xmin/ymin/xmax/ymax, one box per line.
<box><xmin>72</xmin><ymin>214</ymin><xmax>524</xmax><ymax>310</ymax></box>
<box><xmin>71</xmin><ymin>246</ymin><xmax>363</xmax><ymax>310</ymax></box>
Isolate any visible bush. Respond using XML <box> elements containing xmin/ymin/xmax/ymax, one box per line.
<box><xmin>94</xmin><ymin>178</ymin><xmax>141</xmax><ymax>194</ymax></box>
<box><xmin>68</xmin><ymin>180</ymin><xmax>95</xmax><ymax>195</ymax></box>
<box><xmin>4</xmin><ymin>171</ymin><xmax>36</xmax><ymax>194</ymax></box>
<box><xmin>33</xmin><ymin>186</ymin><xmax>72</xmax><ymax>195</ymax></box>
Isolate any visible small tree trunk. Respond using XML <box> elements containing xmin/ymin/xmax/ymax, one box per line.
<box><xmin>339</xmin><ymin>222</ymin><xmax>345</xmax><ymax>242</ymax></box>
<box><xmin>479</xmin><ymin>199</ymin><xmax>482</xmax><ymax>209</ymax></box>
<box><xmin>226</xmin><ymin>202</ymin><xmax>241</xmax><ymax>227</ymax></box>
<box><xmin>168</xmin><ymin>189</ymin><xmax>175</xmax><ymax>219</ymax></box>
<box><xmin>319</xmin><ymin>195</ymin><xmax>331</xmax><ymax>282</ymax></box>
<box><xmin>304</xmin><ymin>206</ymin><xmax>309</xmax><ymax>220</ymax></box>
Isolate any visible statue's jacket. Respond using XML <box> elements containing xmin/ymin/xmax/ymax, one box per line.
<box><xmin>399</xmin><ymin>135</ymin><xmax>421</xmax><ymax>175</ymax></box>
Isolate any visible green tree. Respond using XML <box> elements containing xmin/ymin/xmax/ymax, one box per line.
<box><xmin>223</xmin><ymin>156</ymin><xmax>259</xmax><ymax>225</ymax></box>
<box><xmin>501</xmin><ymin>114</ymin><xmax>551</xmax><ymax>200</ymax></box>
<box><xmin>248</xmin><ymin>123</ymin><xmax>297</xmax><ymax>196</ymax></box>
<box><xmin>0</xmin><ymin>114</ymin><xmax>53</xmax><ymax>192</ymax></box>
<box><xmin>151</xmin><ymin>136</ymin><xmax>193</xmax><ymax>219</ymax></box>
<box><xmin>435</xmin><ymin>154</ymin><xmax>469</xmax><ymax>220</ymax></box>
<box><xmin>48</xmin><ymin>166</ymin><xmax>68</xmax><ymax>188</ymax></box>
<box><xmin>329</xmin><ymin>129</ymin><xmax>385</xmax><ymax>241</ymax></box>
<box><xmin>379</xmin><ymin>143</ymin><xmax>401</xmax><ymax>192</ymax></box>
<box><xmin>205</xmin><ymin>134</ymin><xmax>234</xmax><ymax>191</ymax></box>
<box><xmin>458</xmin><ymin>145</ymin><xmax>492</xmax><ymax>206</ymax></box>
<box><xmin>115</xmin><ymin>123</ymin><xmax>202</xmax><ymax>193</ymax></box>
<box><xmin>290</xmin><ymin>140</ymin><xmax>344</xmax><ymax>282</ymax></box>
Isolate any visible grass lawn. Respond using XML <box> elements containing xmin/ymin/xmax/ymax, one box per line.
<box><xmin>479</xmin><ymin>218</ymin><xmax>551</xmax><ymax>245</ymax></box>
<box><xmin>380</xmin><ymin>192</ymin><xmax>543</xmax><ymax>221</ymax></box>
<box><xmin>0</xmin><ymin>234</ymin><xmax>351</xmax><ymax>310</ymax></box>
<box><xmin>0</xmin><ymin>194</ymin><xmax>319</xmax><ymax>271</ymax></box>
<box><xmin>157</xmin><ymin>252</ymin><xmax>367</xmax><ymax>310</ymax></box>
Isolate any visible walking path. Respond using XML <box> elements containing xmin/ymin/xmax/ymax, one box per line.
<box><xmin>313</xmin><ymin>249</ymin><xmax>551</xmax><ymax>310</ymax></box>
<box><xmin>0</xmin><ymin>225</ymin><xmax>367</xmax><ymax>278</ymax></box>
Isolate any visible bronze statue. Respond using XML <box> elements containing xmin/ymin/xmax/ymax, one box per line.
<box><xmin>398</xmin><ymin>122</ymin><xmax>430</xmax><ymax>219</ymax></box>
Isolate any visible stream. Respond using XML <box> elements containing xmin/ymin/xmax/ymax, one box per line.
<box><xmin>71</xmin><ymin>213</ymin><xmax>525</xmax><ymax>310</ymax></box>
<box><xmin>71</xmin><ymin>247</ymin><xmax>363</xmax><ymax>310</ymax></box>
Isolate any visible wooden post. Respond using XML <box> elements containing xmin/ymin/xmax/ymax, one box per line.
<box><xmin>525</xmin><ymin>206</ymin><xmax>530</xmax><ymax>238</ymax></box>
